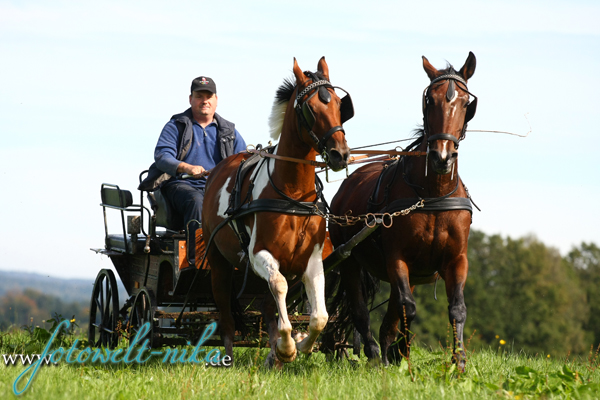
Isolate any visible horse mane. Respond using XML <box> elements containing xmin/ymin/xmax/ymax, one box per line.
<box><xmin>442</xmin><ymin>64</ymin><xmax>458</xmax><ymax>75</ymax></box>
<box><xmin>409</xmin><ymin>127</ymin><xmax>425</xmax><ymax>150</ymax></box>
<box><xmin>269</xmin><ymin>77</ymin><xmax>295</xmax><ymax>140</ymax></box>
<box><xmin>268</xmin><ymin>71</ymin><xmax>328</xmax><ymax>140</ymax></box>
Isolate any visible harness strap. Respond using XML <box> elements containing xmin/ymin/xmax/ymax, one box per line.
<box><xmin>427</xmin><ymin>133</ymin><xmax>459</xmax><ymax>145</ymax></box>
<box><xmin>234</xmin><ymin>198</ymin><xmax>326</xmax><ymax>218</ymax></box>
<box><xmin>385</xmin><ymin>197</ymin><xmax>473</xmax><ymax>214</ymax></box>
<box><xmin>318</xmin><ymin>125</ymin><xmax>345</xmax><ymax>154</ymax></box>
<box><xmin>367</xmin><ymin>159</ymin><xmax>399</xmax><ymax>213</ymax></box>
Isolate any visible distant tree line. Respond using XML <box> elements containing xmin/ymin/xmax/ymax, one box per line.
<box><xmin>370</xmin><ymin>230</ymin><xmax>600</xmax><ymax>356</ymax></box>
<box><xmin>0</xmin><ymin>288</ymin><xmax>89</xmax><ymax>331</ymax></box>
<box><xmin>2</xmin><ymin>230</ymin><xmax>599</xmax><ymax>358</ymax></box>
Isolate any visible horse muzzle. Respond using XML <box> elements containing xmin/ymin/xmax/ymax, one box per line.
<box><xmin>324</xmin><ymin>146</ymin><xmax>350</xmax><ymax>171</ymax></box>
<box><xmin>427</xmin><ymin>133</ymin><xmax>459</xmax><ymax>175</ymax></box>
<box><xmin>429</xmin><ymin>148</ymin><xmax>458</xmax><ymax>174</ymax></box>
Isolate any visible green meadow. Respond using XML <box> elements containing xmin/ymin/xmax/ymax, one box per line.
<box><xmin>2</xmin><ymin>327</ymin><xmax>600</xmax><ymax>400</ymax></box>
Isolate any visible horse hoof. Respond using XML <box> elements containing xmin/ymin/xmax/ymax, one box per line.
<box><xmin>264</xmin><ymin>351</ymin><xmax>276</xmax><ymax>368</ymax></box>
<box><xmin>276</xmin><ymin>345</ymin><xmax>297</xmax><ymax>363</ymax></box>
<box><xmin>367</xmin><ymin>357</ymin><xmax>383</xmax><ymax>368</ymax></box>
<box><xmin>452</xmin><ymin>352</ymin><xmax>467</xmax><ymax>372</ymax></box>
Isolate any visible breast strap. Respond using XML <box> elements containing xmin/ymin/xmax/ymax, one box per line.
<box><xmin>385</xmin><ymin>197</ymin><xmax>472</xmax><ymax>214</ymax></box>
<box><xmin>226</xmin><ymin>149</ymin><xmax>326</xmax><ymax>255</ymax></box>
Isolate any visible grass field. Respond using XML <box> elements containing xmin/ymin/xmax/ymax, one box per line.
<box><xmin>2</xmin><ymin>326</ymin><xmax>600</xmax><ymax>400</ymax></box>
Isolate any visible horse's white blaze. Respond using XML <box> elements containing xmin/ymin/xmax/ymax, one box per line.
<box><xmin>216</xmin><ymin>177</ymin><xmax>232</xmax><ymax>218</ymax></box>
<box><xmin>450</xmin><ymin>89</ymin><xmax>458</xmax><ymax>102</ymax></box>
<box><xmin>440</xmin><ymin>142</ymin><xmax>448</xmax><ymax>160</ymax></box>
<box><xmin>447</xmin><ymin>90</ymin><xmax>459</xmax><ymax>118</ymax></box>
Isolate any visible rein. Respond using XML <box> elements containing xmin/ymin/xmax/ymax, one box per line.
<box><xmin>246</xmin><ymin>146</ymin><xmax>426</xmax><ymax>170</ymax></box>
<box><xmin>246</xmin><ymin>147</ymin><xmax>327</xmax><ymax>168</ymax></box>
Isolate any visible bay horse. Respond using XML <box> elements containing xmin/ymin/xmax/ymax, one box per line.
<box><xmin>202</xmin><ymin>57</ymin><xmax>352</xmax><ymax>366</ymax></box>
<box><xmin>326</xmin><ymin>52</ymin><xmax>477</xmax><ymax>370</ymax></box>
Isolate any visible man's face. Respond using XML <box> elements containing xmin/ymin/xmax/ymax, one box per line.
<box><xmin>189</xmin><ymin>90</ymin><xmax>218</xmax><ymax>119</ymax></box>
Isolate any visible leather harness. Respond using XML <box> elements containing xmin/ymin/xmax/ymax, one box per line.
<box><xmin>226</xmin><ymin>146</ymin><xmax>328</xmax><ymax>255</ymax></box>
<box><xmin>367</xmin><ymin>71</ymin><xmax>479</xmax><ymax>217</ymax></box>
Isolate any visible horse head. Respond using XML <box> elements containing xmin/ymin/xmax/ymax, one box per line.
<box><xmin>292</xmin><ymin>57</ymin><xmax>352</xmax><ymax>171</ymax></box>
<box><xmin>422</xmin><ymin>52</ymin><xmax>477</xmax><ymax>175</ymax></box>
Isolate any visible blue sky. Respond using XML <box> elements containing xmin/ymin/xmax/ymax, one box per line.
<box><xmin>0</xmin><ymin>0</ymin><xmax>598</xmax><ymax>279</ymax></box>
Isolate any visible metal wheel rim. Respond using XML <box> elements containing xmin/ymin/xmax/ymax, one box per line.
<box><xmin>128</xmin><ymin>288</ymin><xmax>155</xmax><ymax>347</ymax></box>
<box><xmin>88</xmin><ymin>269</ymin><xmax>120</xmax><ymax>348</ymax></box>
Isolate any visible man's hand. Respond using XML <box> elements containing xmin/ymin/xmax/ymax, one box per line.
<box><xmin>177</xmin><ymin>162</ymin><xmax>205</xmax><ymax>176</ymax></box>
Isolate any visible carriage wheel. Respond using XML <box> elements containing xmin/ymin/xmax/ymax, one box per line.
<box><xmin>127</xmin><ymin>288</ymin><xmax>156</xmax><ymax>348</ymax></box>
<box><xmin>88</xmin><ymin>269</ymin><xmax>120</xmax><ymax>348</ymax></box>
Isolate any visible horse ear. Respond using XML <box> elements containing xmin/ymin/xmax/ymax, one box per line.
<box><xmin>293</xmin><ymin>57</ymin><xmax>307</xmax><ymax>86</ymax></box>
<box><xmin>459</xmin><ymin>52</ymin><xmax>476</xmax><ymax>81</ymax></box>
<box><xmin>422</xmin><ymin>56</ymin><xmax>439</xmax><ymax>81</ymax></box>
<box><xmin>317</xmin><ymin>56</ymin><xmax>330</xmax><ymax>80</ymax></box>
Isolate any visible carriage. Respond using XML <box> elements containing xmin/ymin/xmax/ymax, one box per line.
<box><xmin>89</xmin><ymin>174</ymin><xmax>333</xmax><ymax>349</ymax></box>
<box><xmin>89</xmin><ymin>53</ymin><xmax>479</xmax><ymax>369</ymax></box>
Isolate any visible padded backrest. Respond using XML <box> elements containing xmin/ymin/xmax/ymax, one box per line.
<box><xmin>101</xmin><ymin>187</ymin><xmax>133</xmax><ymax>208</ymax></box>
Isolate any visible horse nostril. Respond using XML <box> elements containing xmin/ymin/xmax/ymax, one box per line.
<box><xmin>328</xmin><ymin>149</ymin><xmax>348</xmax><ymax>169</ymax></box>
<box><xmin>329</xmin><ymin>149</ymin><xmax>341</xmax><ymax>162</ymax></box>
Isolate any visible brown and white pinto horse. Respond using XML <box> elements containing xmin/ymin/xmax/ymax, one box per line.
<box><xmin>326</xmin><ymin>52</ymin><xmax>477</xmax><ymax>370</ymax></box>
<box><xmin>202</xmin><ymin>57</ymin><xmax>351</xmax><ymax>366</ymax></box>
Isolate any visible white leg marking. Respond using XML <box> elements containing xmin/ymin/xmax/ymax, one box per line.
<box><xmin>252</xmin><ymin>249</ymin><xmax>296</xmax><ymax>361</ymax></box>
<box><xmin>296</xmin><ymin>242</ymin><xmax>328</xmax><ymax>354</ymax></box>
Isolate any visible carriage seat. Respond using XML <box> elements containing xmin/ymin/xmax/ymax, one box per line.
<box><xmin>100</xmin><ymin>185</ymin><xmax>146</xmax><ymax>253</ymax></box>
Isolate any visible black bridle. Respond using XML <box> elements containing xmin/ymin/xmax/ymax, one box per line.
<box><xmin>422</xmin><ymin>73</ymin><xmax>478</xmax><ymax>150</ymax></box>
<box><xmin>294</xmin><ymin>71</ymin><xmax>354</xmax><ymax>159</ymax></box>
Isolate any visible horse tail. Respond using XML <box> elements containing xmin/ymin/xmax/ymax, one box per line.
<box><xmin>321</xmin><ymin>260</ymin><xmax>380</xmax><ymax>354</ymax></box>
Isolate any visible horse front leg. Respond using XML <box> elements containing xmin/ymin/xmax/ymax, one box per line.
<box><xmin>380</xmin><ymin>260</ymin><xmax>416</xmax><ymax>366</ymax></box>
<box><xmin>444</xmin><ymin>256</ymin><xmax>469</xmax><ymax>372</ymax></box>
<box><xmin>252</xmin><ymin>249</ymin><xmax>296</xmax><ymax>363</ymax></box>
<box><xmin>296</xmin><ymin>244</ymin><xmax>328</xmax><ymax>354</ymax></box>
<box><xmin>261</xmin><ymin>294</ymin><xmax>284</xmax><ymax>368</ymax></box>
